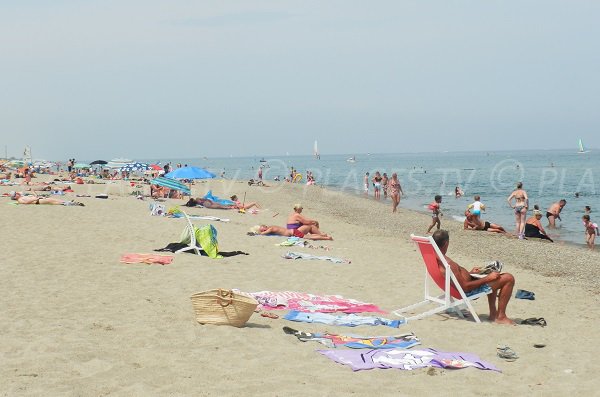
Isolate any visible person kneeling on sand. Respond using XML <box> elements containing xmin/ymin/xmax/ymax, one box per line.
<box><xmin>250</xmin><ymin>225</ymin><xmax>333</xmax><ymax>241</ymax></box>
<box><xmin>432</xmin><ymin>230</ymin><xmax>515</xmax><ymax>325</ymax></box>
<box><xmin>10</xmin><ymin>191</ymin><xmax>84</xmax><ymax>206</ymax></box>
<box><xmin>287</xmin><ymin>203</ymin><xmax>321</xmax><ymax>230</ymax></box>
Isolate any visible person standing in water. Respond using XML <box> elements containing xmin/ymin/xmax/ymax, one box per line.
<box><xmin>388</xmin><ymin>173</ymin><xmax>403</xmax><ymax>213</ymax></box>
<box><xmin>507</xmin><ymin>182</ymin><xmax>528</xmax><ymax>239</ymax></box>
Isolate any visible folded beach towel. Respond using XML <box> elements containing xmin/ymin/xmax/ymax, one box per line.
<box><xmin>120</xmin><ymin>253</ymin><xmax>174</xmax><ymax>265</ymax></box>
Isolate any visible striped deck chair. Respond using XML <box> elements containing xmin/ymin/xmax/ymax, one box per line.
<box><xmin>393</xmin><ymin>234</ymin><xmax>491</xmax><ymax>323</ymax></box>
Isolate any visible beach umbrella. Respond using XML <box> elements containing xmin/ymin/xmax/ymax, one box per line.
<box><xmin>151</xmin><ymin>176</ymin><xmax>191</xmax><ymax>195</ymax></box>
<box><xmin>149</xmin><ymin>164</ymin><xmax>162</xmax><ymax>171</ymax></box>
<box><xmin>90</xmin><ymin>160</ymin><xmax>108</xmax><ymax>165</ymax></box>
<box><xmin>119</xmin><ymin>162</ymin><xmax>150</xmax><ymax>172</ymax></box>
<box><xmin>8</xmin><ymin>160</ymin><xmax>26</xmax><ymax>167</ymax></box>
<box><xmin>165</xmin><ymin>166</ymin><xmax>215</xmax><ymax>180</ymax></box>
<box><xmin>74</xmin><ymin>163</ymin><xmax>91</xmax><ymax>169</ymax></box>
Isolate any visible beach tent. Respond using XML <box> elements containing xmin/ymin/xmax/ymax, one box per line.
<box><xmin>165</xmin><ymin>166</ymin><xmax>215</xmax><ymax>180</ymax></box>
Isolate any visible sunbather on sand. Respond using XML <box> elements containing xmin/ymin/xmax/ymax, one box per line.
<box><xmin>230</xmin><ymin>195</ymin><xmax>260</xmax><ymax>210</ymax></box>
<box><xmin>432</xmin><ymin>230</ymin><xmax>515</xmax><ymax>325</ymax></box>
<box><xmin>464</xmin><ymin>210</ymin><xmax>508</xmax><ymax>234</ymax></box>
<box><xmin>10</xmin><ymin>191</ymin><xmax>84</xmax><ymax>206</ymax></box>
<box><xmin>252</xmin><ymin>225</ymin><xmax>333</xmax><ymax>241</ymax></box>
<box><xmin>185</xmin><ymin>198</ymin><xmax>235</xmax><ymax>209</ymax></box>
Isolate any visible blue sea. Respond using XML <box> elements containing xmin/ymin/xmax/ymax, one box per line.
<box><xmin>143</xmin><ymin>150</ymin><xmax>600</xmax><ymax>247</ymax></box>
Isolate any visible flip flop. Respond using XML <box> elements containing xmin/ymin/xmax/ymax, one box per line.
<box><xmin>260</xmin><ymin>312</ymin><xmax>279</xmax><ymax>319</ymax></box>
<box><xmin>520</xmin><ymin>317</ymin><xmax>547</xmax><ymax>327</ymax></box>
<box><xmin>282</xmin><ymin>326</ymin><xmax>317</xmax><ymax>341</ymax></box>
<box><xmin>497</xmin><ymin>345</ymin><xmax>519</xmax><ymax>361</ymax></box>
<box><xmin>515</xmin><ymin>289</ymin><xmax>535</xmax><ymax>300</ymax></box>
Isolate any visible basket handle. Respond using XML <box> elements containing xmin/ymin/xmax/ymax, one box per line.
<box><xmin>216</xmin><ymin>289</ymin><xmax>234</xmax><ymax>307</ymax></box>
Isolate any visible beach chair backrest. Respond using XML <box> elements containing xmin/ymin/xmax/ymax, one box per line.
<box><xmin>181</xmin><ymin>211</ymin><xmax>197</xmax><ymax>247</ymax></box>
<box><xmin>411</xmin><ymin>235</ymin><xmax>462</xmax><ymax>299</ymax></box>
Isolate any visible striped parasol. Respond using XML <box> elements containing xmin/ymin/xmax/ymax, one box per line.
<box><xmin>151</xmin><ymin>176</ymin><xmax>191</xmax><ymax>195</ymax></box>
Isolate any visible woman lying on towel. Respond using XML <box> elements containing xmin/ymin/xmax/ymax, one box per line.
<box><xmin>185</xmin><ymin>197</ymin><xmax>236</xmax><ymax>209</ymax></box>
<box><xmin>10</xmin><ymin>191</ymin><xmax>84</xmax><ymax>206</ymax></box>
<box><xmin>251</xmin><ymin>225</ymin><xmax>333</xmax><ymax>240</ymax></box>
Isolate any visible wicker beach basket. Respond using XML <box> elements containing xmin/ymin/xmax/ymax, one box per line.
<box><xmin>190</xmin><ymin>289</ymin><xmax>258</xmax><ymax>327</ymax></box>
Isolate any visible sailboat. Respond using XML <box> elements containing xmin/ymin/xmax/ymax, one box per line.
<box><xmin>578</xmin><ymin>139</ymin><xmax>590</xmax><ymax>154</ymax></box>
<box><xmin>313</xmin><ymin>140</ymin><xmax>320</xmax><ymax>159</ymax></box>
<box><xmin>347</xmin><ymin>155</ymin><xmax>356</xmax><ymax>163</ymax></box>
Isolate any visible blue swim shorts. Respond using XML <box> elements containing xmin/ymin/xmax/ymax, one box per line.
<box><xmin>466</xmin><ymin>284</ymin><xmax>492</xmax><ymax>297</ymax></box>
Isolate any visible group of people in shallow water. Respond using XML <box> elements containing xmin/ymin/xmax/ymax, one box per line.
<box><xmin>459</xmin><ymin>181</ymin><xmax>598</xmax><ymax>249</ymax></box>
<box><xmin>364</xmin><ymin>171</ymin><xmax>405</xmax><ymax>213</ymax></box>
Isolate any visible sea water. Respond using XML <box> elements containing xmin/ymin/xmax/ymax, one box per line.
<box><xmin>145</xmin><ymin>150</ymin><xmax>600</xmax><ymax>247</ymax></box>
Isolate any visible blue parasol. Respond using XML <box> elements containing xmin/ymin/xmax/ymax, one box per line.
<box><xmin>164</xmin><ymin>166</ymin><xmax>215</xmax><ymax>180</ymax></box>
<box><xmin>151</xmin><ymin>176</ymin><xmax>191</xmax><ymax>195</ymax></box>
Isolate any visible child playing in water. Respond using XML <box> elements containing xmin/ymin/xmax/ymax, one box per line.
<box><xmin>582</xmin><ymin>215</ymin><xmax>599</xmax><ymax>250</ymax></box>
<box><xmin>467</xmin><ymin>195</ymin><xmax>486</xmax><ymax>221</ymax></box>
<box><xmin>426</xmin><ymin>195</ymin><xmax>443</xmax><ymax>234</ymax></box>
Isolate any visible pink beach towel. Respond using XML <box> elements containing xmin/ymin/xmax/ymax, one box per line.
<box><xmin>120</xmin><ymin>253</ymin><xmax>174</xmax><ymax>265</ymax></box>
<box><xmin>235</xmin><ymin>290</ymin><xmax>386</xmax><ymax>314</ymax></box>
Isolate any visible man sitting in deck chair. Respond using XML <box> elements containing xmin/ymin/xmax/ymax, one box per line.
<box><xmin>432</xmin><ymin>230</ymin><xmax>516</xmax><ymax>325</ymax></box>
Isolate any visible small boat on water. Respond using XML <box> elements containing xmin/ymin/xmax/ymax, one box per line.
<box><xmin>259</xmin><ymin>158</ymin><xmax>267</xmax><ymax>163</ymax></box>
<box><xmin>347</xmin><ymin>156</ymin><xmax>356</xmax><ymax>163</ymax></box>
<box><xmin>107</xmin><ymin>158</ymin><xmax>133</xmax><ymax>169</ymax></box>
<box><xmin>578</xmin><ymin>139</ymin><xmax>590</xmax><ymax>154</ymax></box>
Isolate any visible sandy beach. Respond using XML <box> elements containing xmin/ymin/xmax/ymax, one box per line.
<box><xmin>1</xmin><ymin>178</ymin><xmax>599</xmax><ymax>396</ymax></box>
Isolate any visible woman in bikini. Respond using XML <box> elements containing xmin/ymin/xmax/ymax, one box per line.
<box><xmin>287</xmin><ymin>203</ymin><xmax>331</xmax><ymax>237</ymax></box>
<box><xmin>507</xmin><ymin>182</ymin><xmax>528</xmax><ymax>239</ymax></box>
<box><xmin>388</xmin><ymin>173</ymin><xmax>403</xmax><ymax>213</ymax></box>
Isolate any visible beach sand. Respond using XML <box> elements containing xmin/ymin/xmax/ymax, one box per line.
<box><xmin>1</xmin><ymin>178</ymin><xmax>599</xmax><ymax>396</ymax></box>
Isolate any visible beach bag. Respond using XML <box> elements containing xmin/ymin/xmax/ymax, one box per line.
<box><xmin>150</xmin><ymin>202</ymin><xmax>165</xmax><ymax>216</ymax></box>
<box><xmin>190</xmin><ymin>289</ymin><xmax>258</xmax><ymax>327</ymax></box>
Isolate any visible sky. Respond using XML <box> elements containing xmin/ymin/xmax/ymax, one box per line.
<box><xmin>1</xmin><ymin>1</ymin><xmax>599</xmax><ymax>161</ymax></box>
